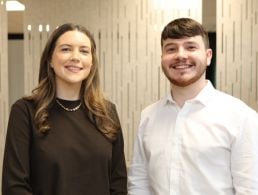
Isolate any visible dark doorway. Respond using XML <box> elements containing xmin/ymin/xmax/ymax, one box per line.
<box><xmin>206</xmin><ymin>32</ymin><xmax>216</xmax><ymax>87</ymax></box>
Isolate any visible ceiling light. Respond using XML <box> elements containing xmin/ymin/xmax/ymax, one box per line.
<box><xmin>6</xmin><ymin>0</ymin><xmax>25</xmax><ymax>11</ymax></box>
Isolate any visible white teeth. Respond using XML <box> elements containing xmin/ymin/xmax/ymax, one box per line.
<box><xmin>174</xmin><ymin>65</ymin><xmax>191</xmax><ymax>69</ymax></box>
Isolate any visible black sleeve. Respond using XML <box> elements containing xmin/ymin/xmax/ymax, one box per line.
<box><xmin>2</xmin><ymin>99</ymin><xmax>33</xmax><ymax>195</ymax></box>
<box><xmin>110</xmin><ymin>106</ymin><xmax>128</xmax><ymax>195</ymax></box>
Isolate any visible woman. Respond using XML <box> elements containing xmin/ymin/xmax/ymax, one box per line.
<box><xmin>2</xmin><ymin>23</ymin><xmax>127</xmax><ymax>195</ymax></box>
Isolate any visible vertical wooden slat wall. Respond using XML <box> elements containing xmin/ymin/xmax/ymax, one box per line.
<box><xmin>0</xmin><ymin>0</ymin><xmax>8</xmax><ymax>192</ymax></box>
<box><xmin>217</xmin><ymin>0</ymin><xmax>258</xmax><ymax>110</ymax></box>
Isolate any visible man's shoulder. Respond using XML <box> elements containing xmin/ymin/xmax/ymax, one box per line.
<box><xmin>214</xmin><ymin>89</ymin><xmax>257</xmax><ymax>114</ymax></box>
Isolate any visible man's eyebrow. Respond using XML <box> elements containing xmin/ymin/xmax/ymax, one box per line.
<box><xmin>184</xmin><ymin>41</ymin><xmax>198</xmax><ymax>45</ymax></box>
<box><xmin>163</xmin><ymin>42</ymin><xmax>177</xmax><ymax>47</ymax></box>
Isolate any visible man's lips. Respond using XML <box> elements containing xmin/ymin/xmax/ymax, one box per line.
<box><xmin>171</xmin><ymin>64</ymin><xmax>194</xmax><ymax>69</ymax></box>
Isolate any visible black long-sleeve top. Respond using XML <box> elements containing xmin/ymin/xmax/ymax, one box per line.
<box><xmin>2</xmin><ymin>98</ymin><xmax>127</xmax><ymax>195</ymax></box>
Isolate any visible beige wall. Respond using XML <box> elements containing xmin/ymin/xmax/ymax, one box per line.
<box><xmin>217</xmin><ymin>0</ymin><xmax>258</xmax><ymax>110</ymax></box>
<box><xmin>203</xmin><ymin>0</ymin><xmax>216</xmax><ymax>31</ymax></box>
<box><xmin>8</xmin><ymin>40</ymin><xmax>24</xmax><ymax>107</ymax></box>
<box><xmin>0</xmin><ymin>0</ymin><xmax>8</xmax><ymax>192</ymax></box>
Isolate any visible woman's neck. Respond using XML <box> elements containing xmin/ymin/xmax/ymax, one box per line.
<box><xmin>56</xmin><ymin>83</ymin><xmax>81</xmax><ymax>100</ymax></box>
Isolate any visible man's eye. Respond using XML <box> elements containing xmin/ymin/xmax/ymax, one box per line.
<box><xmin>166</xmin><ymin>48</ymin><xmax>176</xmax><ymax>53</ymax></box>
<box><xmin>187</xmin><ymin>46</ymin><xmax>197</xmax><ymax>50</ymax></box>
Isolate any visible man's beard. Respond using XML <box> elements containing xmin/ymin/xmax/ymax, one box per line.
<box><xmin>162</xmin><ymin>63</ymin><xmax>207</xmax><ymax>87</ymax></box>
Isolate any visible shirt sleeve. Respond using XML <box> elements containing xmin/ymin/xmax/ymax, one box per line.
<box><xmin>110</xmin><ymin>105</ymin><xmax>128</xmax><ymax>195</ymax></box>
<box><xmin>2</xmin><ymin>100</ymin><xmax>34</xmax><ymax>195</ymax></box>
<box><xmin>231</xmin><ymin>110</ymin><xmax>258</xmax><ymax>195</ymax></box>
<box><xmin>128</xmin><ymin>112</ymin><xmax>153</xmax><ymax>195</ymax></box>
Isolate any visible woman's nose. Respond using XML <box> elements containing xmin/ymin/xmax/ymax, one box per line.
<box><xmin>70</xmin><ymin>50</ymin><xmax>80</xmax><ymax>61</ymax></box>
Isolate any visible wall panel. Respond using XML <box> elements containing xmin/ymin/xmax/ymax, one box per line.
<box><xmin>0</xmin><ymin>0</ymin><xmax>8</xmax><ymax>192</ymax></box>
<box><xmin>217</xmin><ymin>0</ymin><xmax>258</xmax><ymax>110</ymax></box>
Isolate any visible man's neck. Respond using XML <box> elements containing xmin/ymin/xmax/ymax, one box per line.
<box><xmin>171</xmin><ymin>79</ymin><xmax>207</xmax><ymax>108</ymax></box>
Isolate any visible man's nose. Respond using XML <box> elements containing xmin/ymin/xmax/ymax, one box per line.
<box><xmin>176</xmin><ymin>48</ymin><xmax>187</xmax><ymax>59</ymax></box>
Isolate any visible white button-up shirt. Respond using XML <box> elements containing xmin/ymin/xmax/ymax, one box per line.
<box><xmin>128</xmin><ymin>81</ymin><xmax>258</xmax><ymax>195</ymax></box>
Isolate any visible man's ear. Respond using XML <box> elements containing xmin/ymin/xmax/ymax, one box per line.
<box><xmin>206</xmin><ymin>48</ymin><xmax>212</xmax><ymax>66</ymax></box>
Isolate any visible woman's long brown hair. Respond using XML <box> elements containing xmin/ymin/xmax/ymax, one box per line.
<box><xmin>26</xmin><ymin>23</ymin><xmax>119</xmax><ymax>141</ymax></box>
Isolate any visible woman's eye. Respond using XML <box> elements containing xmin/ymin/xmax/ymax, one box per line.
<box><xmin>81</xmin><ymin>50</ymin><xmax>90</xmax><ymax>54</ymax></box>
<box><xmin>61</xmin><ymin>47</ymin><xmax>70</xmax><ymax>52</ymax></box>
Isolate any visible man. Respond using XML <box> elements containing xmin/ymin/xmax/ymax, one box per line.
<box><xmin>128</xmin><ymin>18</ymin><xmax>258</xmax><ymax>195</ymax></box>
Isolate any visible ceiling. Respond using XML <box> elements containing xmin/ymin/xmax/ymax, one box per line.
<box><xmin>7</xmin><ymin>0</ymin><xmax>216</xmax><ymax>34</ymax></box>
<box><xmin>7</xmin><ymin>0</ymin><xmax>25</xmax><ymax>34</ymax></box>
<box><xmin>8</xmin><ymin>11</ymin><xmax>23</xmax><ymax>33</ymax></box>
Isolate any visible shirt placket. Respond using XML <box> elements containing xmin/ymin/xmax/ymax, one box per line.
<box><xmin>169</xmin><ymin>108</ymin><xmax>185</xmax><ymax>195</ymax></box>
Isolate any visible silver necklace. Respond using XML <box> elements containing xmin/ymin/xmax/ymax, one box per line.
<box><xmin>56</xmin><ymin>99</ymin><xmax>82</xmax><ymax>112</ymax></box>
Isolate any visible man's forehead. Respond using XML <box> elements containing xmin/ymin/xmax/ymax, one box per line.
<box><xmin>162</xmin><ymin>35</ymin><xmax>203</xmax><ymax>46</ymax></box>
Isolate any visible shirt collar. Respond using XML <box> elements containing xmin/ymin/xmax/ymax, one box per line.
<box><xmin>165</xmin><ymin>80</ymin><xmax>216</xmax><ymax>106</ymax></box>
<box><xmin>193</xmin><ymin>80</ymin><xmax>216</xmax><ymax>106</ymax></box>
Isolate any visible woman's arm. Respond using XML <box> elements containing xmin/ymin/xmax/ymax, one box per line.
<box><xmin>110</xmin><ymin>106</ymin><xmax>127</xmax><ymax>195</ymax></box>
<box><xmin>2</xmin><ymin>99</ymin><xmax>34</xmax><ymax>195</ymax></box>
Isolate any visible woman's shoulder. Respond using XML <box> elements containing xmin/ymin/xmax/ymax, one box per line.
<box><xmin>11</xmin><ymin>97</ymin><xmax>36</xmax><ymax>113</ymax></box>
<box><xmin>104</xmin><ymin>99</ymin><xmax>116</xmax><ymax>107</ymax></box>
<box><xmin>105</xmin><ymin>99</ymin><xmax>118</xmax><ymax>114</ymax></box>
<box><xmin>102</xmin><ymin>99</ymin><xmax>117</xmax><ymax>115</ymax></box>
